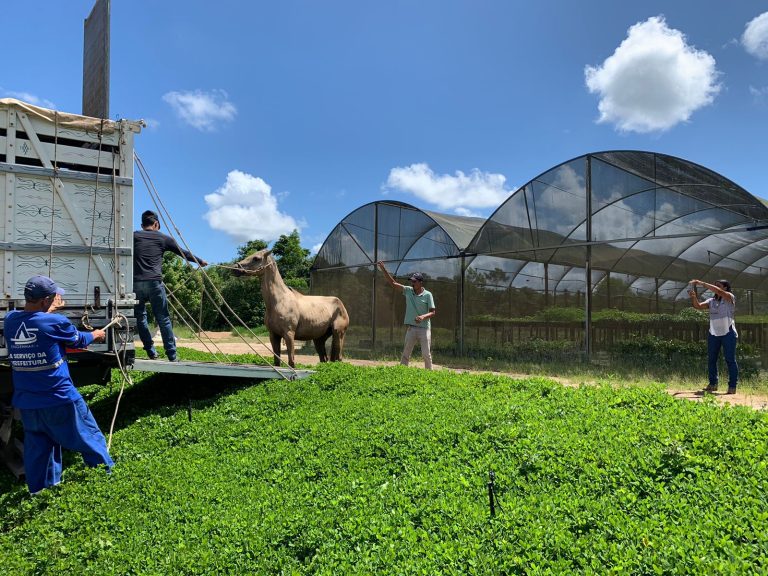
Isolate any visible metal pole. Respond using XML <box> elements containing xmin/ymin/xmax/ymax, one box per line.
<box><xmin>459</xmin><ymin>253</ymin><xmax>465</xmax><ymax>356</ymax></box>
<box><xmin>372</xmin><ymin>204</ymin><xmax>379</xmax><ymax>351</ymax></box>
<box><xmin>585</xmin><ymin>156</ymin><xmax>592</xmax><ymax>362</ymax></box>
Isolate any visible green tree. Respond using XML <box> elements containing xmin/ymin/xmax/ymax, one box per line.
<box><xmin>160</xmin><ymin>232</ymin><xmax>315</xmax><ymax>331</ymax></box>
<box><xmin>272</xmin><ymin>230</ymin><xmax>311</xmax><ymax>281</ymax></box>
<box><xmin>161</xmin><ymin>252</ymin><xmax>209</xmax><ymax>330</ymax></box>
<box><xmin>236</xmin><ymin>239</ymin><xmax>268</xmax><ymax>261</ymax></box>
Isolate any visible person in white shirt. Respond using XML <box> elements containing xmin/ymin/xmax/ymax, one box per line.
<box><xmin>688</xmin><ymin>279</ymin><xmax>738</xmax><ymax>394</ymax></box>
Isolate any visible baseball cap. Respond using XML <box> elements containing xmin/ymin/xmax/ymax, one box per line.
<box><xmin>409</xmin><ymin>272</ymin><xmax>424</xmax><ymax>282</ymax></box>
<box><xmin>24</xmin><ymin>275</ymin><xmax>65</xmax><ymax>300</ymax></box>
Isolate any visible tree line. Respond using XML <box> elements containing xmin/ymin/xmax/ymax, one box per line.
<box><xmin>160</xmin><ymin>230</ymin><xmax>313</xmax><ymax>331</ymax></box>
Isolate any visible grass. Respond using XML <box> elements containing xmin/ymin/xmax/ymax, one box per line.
<box><xmin>335</xmin><ymin>345</ymin><xmax>768</xmax><ymax>396</ymax></box>
<box><xmin>1</xmin><ymin>361</ymin><xmax>767</xmax><ymax>574</ymax></box>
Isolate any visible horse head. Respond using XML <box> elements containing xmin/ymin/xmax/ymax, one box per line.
<box><xmin>233</xmin><ymin>249</ymin><xmax>274</xmax><ymax>277</ymax></box>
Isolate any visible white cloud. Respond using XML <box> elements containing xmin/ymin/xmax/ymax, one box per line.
<box><xmin>1</xmin><ymin>90</ymin><xmax>56</xmax><ymax>109</ymax></box>
<box><xmin>310</xmin><ymin>243</ymin><xmax>323</xmax><ymax>255</ymax></box>
<box><xmin>162</xmin><ymin>89</ymin><xmax>236</xmax><ymax>131</ymax></box>
<box><xmin>453</xmin><ymin>207</ymin><xmax>482</xmax><ymax>218</ymax></box>
<box><xmin>750</xmin><ymin>85</ymin><xmax>768</xmax><ymax>104</ymax></box>
<box><xmin>585</xmin><ymin>15</ymin><xmax>720</xmax><ymax>133</ymax></box>
<box><xmin>384</xmin><ymin>163</ymin><xmax>514</xmax><ymax>213</ymax></box>
<box><xmin>742</xmin><ymin>12</ymin><xmax>768</xmax><ymax>60</ymax></box>
<box><xmin>204</xmin><ymin>170</ymin><xmax>304</xmax><ymax>243</ymax></box>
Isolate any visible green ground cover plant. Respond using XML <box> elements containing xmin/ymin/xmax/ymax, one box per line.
<box><xmin>1</xmin><ymin>363</ymin><xmax>767</xmax><ymax>574</ymax></box>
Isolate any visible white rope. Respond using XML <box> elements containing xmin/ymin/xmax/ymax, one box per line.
<box><xmin>83</xmin><ymin>119</ymin><xmax>106</xmax><ymax>321</ymax></box>
<box><xmin>134</xmin><ymin>152</ymin><xmax>298</xmax><ymax>377</ymax></box>
<box><xmin>106</xmin><ymin>313</ymin><xmax>132</xmax><ymax>450</ymax></box>
<box><xmin>47</xmin><ymin>111</ymin><xmax>58</xmax><ymax>276</ymax></box>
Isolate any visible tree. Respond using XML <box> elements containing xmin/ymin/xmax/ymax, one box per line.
<box><xmin>159</xmin><ymin>231</ymin><xmax>315</xmax><ymax>331</ymax></box>
<box><xmin>271</xmin><ymin>230</ymin><xmax>311</xmax><ymax>282</ymax></box>
<box><xmin>236</xmin><ymin>239</ymin><xmax>268</xmax><ymax>261</ymax></box>
<box><xmin>161</xmin><ymin>252</ymin><xmax>209</xmax><ymax>330</ymax></box>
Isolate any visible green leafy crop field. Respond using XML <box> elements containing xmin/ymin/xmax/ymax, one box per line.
<box><xmin>1</xmin><ymin>363</ymin><xmax>767</xmax><ymax>574</ymax></box>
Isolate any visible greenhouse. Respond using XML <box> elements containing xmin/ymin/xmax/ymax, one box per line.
<box><xmin>310</xmin><ymin>151</ymin><xmax>768</xmax><ymax>368</ymax></box>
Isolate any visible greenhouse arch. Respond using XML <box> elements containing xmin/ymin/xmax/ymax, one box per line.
<box><xmin>310</xmin><ymin>151</ymin><xmax>768</xmax><ymax>365</ymax></box>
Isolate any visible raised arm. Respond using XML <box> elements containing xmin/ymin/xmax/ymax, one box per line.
<box><xmin>165</xmin><ymin>235</ymin><xmax>208</xmax><ymax>267</ymax></box>
<box><xmin>689</xmin><ymin>279</ymin><xmax>734</xmax><ymax>304</ymax></box>
<box><xmin>688</xmin><ymin>285</ymin><xmax>708</xmax><ymax>310</ymax></box>
<box><xmin>377</xmin><ymin>261</ymin><xmax>405</xmax><ymax>293</ymax></box>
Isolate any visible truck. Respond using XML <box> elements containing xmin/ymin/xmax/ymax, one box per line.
<box><xmin>0</xmin><ymin>98</ymin><xmax>143</xmax><ymax>473</ymax></box>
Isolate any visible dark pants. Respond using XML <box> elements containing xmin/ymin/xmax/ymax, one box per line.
<box><xmin>20</xmin><ymin>398</ymin><xmax>113</xmax><ymax>493</ymax></box>
<box><xmin>134</xmin><ymin>279</ymin><xmax>176</xmax><ymax>360</ymax></box>
<box><xmin>707</xmin><ymin>328</ymin><xmax>738</xmax><ymax>390</ymax></box>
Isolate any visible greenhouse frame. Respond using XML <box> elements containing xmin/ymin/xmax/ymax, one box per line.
<box><xmin>310</xmin><ymin>151</ymin><xmax>768</xmax><ymax>367</ymax></box>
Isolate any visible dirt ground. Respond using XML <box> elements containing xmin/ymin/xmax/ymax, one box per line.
<box><xmin>170</xmin><ymin>332</ymin><xmax>768</xmax><ymax>411</ymax></box>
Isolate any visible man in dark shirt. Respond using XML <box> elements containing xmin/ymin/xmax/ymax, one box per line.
<box><xmin>133</xmin><ymin>210</ymin><xmax>208</xmax><ymax>361</ymax></box>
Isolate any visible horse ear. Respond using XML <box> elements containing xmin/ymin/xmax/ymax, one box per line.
<box><xmin>265</xmin><ymin>249</ymin><xmax>273</xmax><ymax>257</ymax></box>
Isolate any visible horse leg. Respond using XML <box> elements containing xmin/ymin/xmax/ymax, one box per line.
<box><xmin>331</xmin><ymin>330</ymin><xmax>346</xmax><ymax>362</ymax></box>
<box><xmin>284</xmin><ymin>331</ymin><xmax>296</xmax><ymax>368</ymax></box>
<box><xmin>269</xmin><ymin>332</ymin><xmax>282</xmax><ymax>367</ymax></box>
<box><xmin>313</xmin><ymin>337</ymin><xmax>329</xmax><ymax>362</ymax></box>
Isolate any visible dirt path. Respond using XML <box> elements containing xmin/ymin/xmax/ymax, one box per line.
<box><xmin>172</xmin><ymin>333</ymin><xmax>768</xmax><ymax>410</ymax></box>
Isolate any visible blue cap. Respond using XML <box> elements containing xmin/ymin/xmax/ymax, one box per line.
<box><xmin>24</xmin><ymin>275</ymin><xmax>65</xmax><ymax>300</ymax></box>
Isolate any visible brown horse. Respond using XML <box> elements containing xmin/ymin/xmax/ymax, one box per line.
<box><xmin>234</xmin><ymin>249</ymin><xmax>349</xmax><ymax>368</ymax></box>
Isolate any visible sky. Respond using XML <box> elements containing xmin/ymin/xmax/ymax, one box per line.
<box><xmin>3</xmin><ymin>1</ymin><xmax>767</xmax><ymax>264</ymax></box>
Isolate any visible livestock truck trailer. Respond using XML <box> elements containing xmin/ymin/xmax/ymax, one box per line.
<box><xmin>0</xmin><ymin>98</ymin><xmax>143</xmax><ymax>469</ymax></box>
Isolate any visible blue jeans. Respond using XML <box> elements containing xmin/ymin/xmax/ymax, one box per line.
<box><xmin>707</xmin><ymin>328</ymin><xmax>738</xmax><ymax>389</ymax></box>
<box><xmin>20</xmin><ymin>398</ymin><xmax>113</xmax><ymax>493</ymax></box>
<box><xmin>134</xmin><ymin>279</ymin><xmax>176</xmax><ymax>360</ymax></box>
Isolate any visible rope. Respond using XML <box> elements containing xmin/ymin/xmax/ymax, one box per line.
<box><xmin>83</xmin><ymin>119</ymin><xmax>106</xmax><ymax>322</ymax></box>
<box><xmin>164</xmin><ymin>286</ymin><xmax>231</xmax><ymax>363</ymax></box>
<box><xmin>165</xmin><ymin>277</ymin><xmax>288</xmax><ymax>373</ymax></box>
<box><xmin>214</xmin><ymin>261</ymin><xmax>274</xmax><ymax>275</ymax></box>
<box><xmin>134</xmin><ymin>152</ymin><xmax>298</xmax><ymax>377</ymax></box>
<box><xmin>106</xmin><ymin>313</ymin><xmax>133</xmax><ymax>449</ymax></box>
<box><xmin>47</xmin><ymin>112</ymin><xmax>59</xmax><ymax>276</ymax></box>
<box><xmin>110</xmin><ymin>123</ymin><xmax>122</xmax><ymax>300</ymax></box>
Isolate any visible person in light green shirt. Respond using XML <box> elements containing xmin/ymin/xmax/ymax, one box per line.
<box><xmin>377</xmin><ymin>261</ymin><xmax>436</xmax><ymax>370</ymax></box>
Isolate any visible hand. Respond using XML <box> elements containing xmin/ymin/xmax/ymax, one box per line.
<box><xmin>415</xmin><ymin>315</ymin><xmax>422</xmax><ymax>323</ymax></box>
<box><xmin>47</xmin><ymin>294</ymin><xmax>66</xmax><ymax>312</ymax></box>
<box><xmin>199</xmin><ymin>260</ymin><xmax>208</xmax><ymax>267</ymax></box>
<box><xmin>91</xmin><ymin>329</ymin><xmax>107</xmax><ymax>343</ymax></box>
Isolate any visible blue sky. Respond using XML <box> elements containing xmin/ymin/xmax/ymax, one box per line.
<box><xmin>3</xmin><ymin>1</ymin><xmax>767</xmax><ymax>263</ymax></box>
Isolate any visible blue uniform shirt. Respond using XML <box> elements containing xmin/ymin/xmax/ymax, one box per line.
<box><xmin>5</xmin><ymin>310</ymin><xmax>94</xmax><ymax>409</ymax></box>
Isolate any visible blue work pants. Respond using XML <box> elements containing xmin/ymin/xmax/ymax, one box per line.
<box><xmin>20</xmin><ymin>397</ymin><xmax>113</xmax><ymax>493</ymax></box>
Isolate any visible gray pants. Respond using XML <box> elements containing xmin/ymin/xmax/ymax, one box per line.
<box><xmin>401</xmin><ymin>325</ymin><xmax>432</xmax><ymax>370</ymax></box>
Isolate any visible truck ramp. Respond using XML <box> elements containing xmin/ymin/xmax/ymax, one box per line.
<box><xmin>131</xmin><ymin>359</ymin><xmax>313</xmax><ymax>381</ymax></box>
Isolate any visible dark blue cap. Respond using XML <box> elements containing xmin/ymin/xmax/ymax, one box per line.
<box><xmin>24</xmin><ymin>275</ymin><xmax>65</xmax><ymax>300</ymax></box>
<box><xmin>409</xmin><ymin>272</ymin><xmax>424</xmax><ymax>282</ymax></box>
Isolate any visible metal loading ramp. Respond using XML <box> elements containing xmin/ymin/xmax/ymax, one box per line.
<box><xmin>131</xmin><ymin>359</ymin><xmax>314</xmax><ymax>381</ymax></box>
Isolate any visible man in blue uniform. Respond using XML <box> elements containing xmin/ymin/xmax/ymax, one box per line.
<box><xmin>5</xmin><ymin>275</ymin><xmax>112</xmax><ymax>494</ymax></box>
<box><xmin>133</xmin><ymin>210</ymin><xmax>208</xmax><ymax>361</ymax></box>
<box><xmin>377</xmin><ymin>261</ymin><xmax>437</xmax><ymax>369</ymax></box>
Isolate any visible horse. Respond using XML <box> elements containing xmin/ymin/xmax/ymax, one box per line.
<box><xmin>233</xmin><ymin>249</ymin><xmax>349</xmax><ymax>368</ymax></box>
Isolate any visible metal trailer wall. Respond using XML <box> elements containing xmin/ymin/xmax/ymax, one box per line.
<box><xmin>0</xmin><ymin>99</ymin><xmax>143</xmax><ymax>360</ymax></box>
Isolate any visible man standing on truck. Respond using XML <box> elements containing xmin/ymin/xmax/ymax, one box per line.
<box><xmin>5</xmin><ymin>275</ymin><xmax>112</xmax><ymax>494</ymax></box>
<box><xmin>133</xmin><ymin>210</ymin><xmax>208</xmax><ymax>362</ymax></box>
